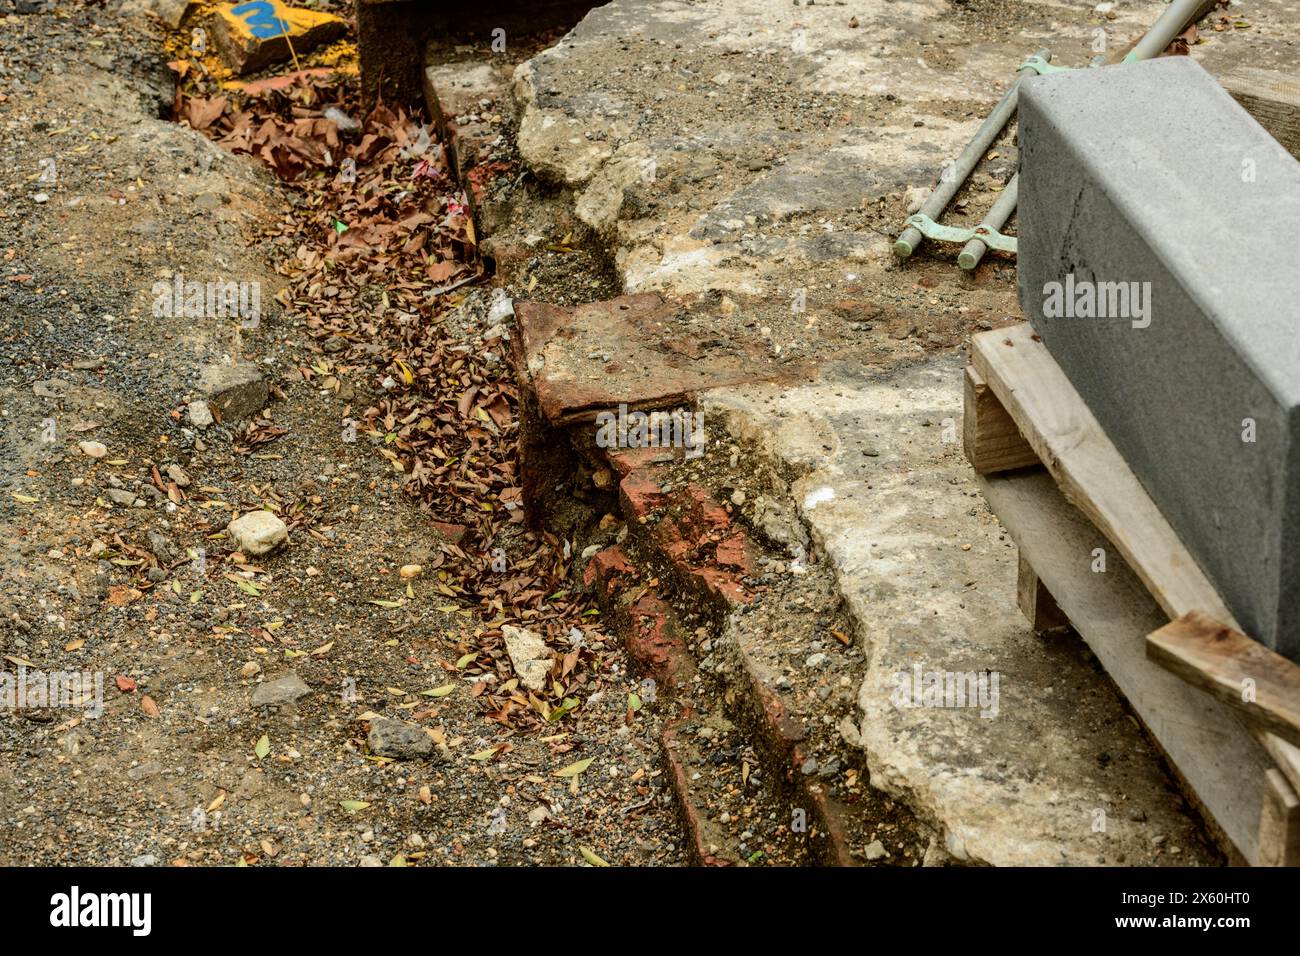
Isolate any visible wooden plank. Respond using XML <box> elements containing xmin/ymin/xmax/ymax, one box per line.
<box><xmin>1220</xmin><ymin>67</ymin><xmax>1300</xmax><ymax>160</ymax></box>
<box><xmin>973</xmin><ymin>322</ymin><xmax>1300</xmax><ymax>858</ymax></box>
<box><xmin>1016</xmin><ymin>553</ymin><xmax>1070</xmax><ymax>634</ymax></box>
<box><xmin>981</xmin><ymin>469</ymin><xmax>1269</xmax><ymax>864</ymax></box>
<box><xmin>1261</xmin><ymin>734</ymin><xmax>1300</xmax><ymax>797</ymax></box>
<box><xmin>971</xmin><ymin>324</ymin><xmax>1235</xmax><ymax>627</ymax></box>
<box><xmin>1257</xmin><ymin>769</ymin><xmax>1300</xmax><ymax>867</ymax></box>
<box><xmin>1148</xmin><ymin>611</ymin><xmax>1300</xmax><ymax>751</ymax></box>
<box><xmin>963</xmin><ymin>365</ymin><xmax>1039</xmax><ymax>475</ymax></box>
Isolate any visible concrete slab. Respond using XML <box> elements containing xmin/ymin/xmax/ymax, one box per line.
<box><xmin>1017</xmin><ymin>56</ymin><xmax>1300</xmax><ymax>661</ymax></box>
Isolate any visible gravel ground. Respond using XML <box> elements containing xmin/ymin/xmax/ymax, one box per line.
<box><xmin>0</xmin><ymin>4</ymin><xmax>687</xmax><ymax>867</ymax></box>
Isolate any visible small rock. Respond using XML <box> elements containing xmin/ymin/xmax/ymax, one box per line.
<box><xmin>147</xmin><ymin>530</ymin><xmax>180</xmax><ymax>565</ymax></box>
<box><xmin>805</xmin><ymin>652</ymin><xmax>829</xmax><ymax>668</ymax></box>
<box><xmin>367</xmin><ymin>717</ymin><xmax>434</xmax><ymax>760</ymax></box>
<box><xmin>199</xmin><ymin>362</ymin><xmax>268</xmax><ymax>421</ymax></box>
<box><xmin>398</xmin><ymin>564</ymin><xmax>422</xmax><ymax>579</ymax></box>
<box><xmin>227</xmin><ymin>511</ymin><xmax>288</xmax><ymax>556</ymax></box>
<box><xmin>800</xmin><ymin>757</ymin><xmax>817</xmax><ymax>775</ymax></box>
<box><xmin>105</xmin><ymin>488</ymin><xmax>138</xmax><ymax>507</ymax></box>
<box><xmin>863</xmin><ymin>840</ymin><xmax>888</xmax><ymax>861</ymax></box>
<box><xmin>166</xmin><ymin>464</ymin><xmax>191</xmax><ymax>487</ymax></box>
<box><xmin>240</xmin><ymin>661</ymin><xmax>261</xmax><ymax>678</ymax></box>
<box><xmin>130</xmin><ymin>854</ymin><xmax>158</xmax><ymax>867</ymax></box>
<box><xmin>358</xmin><ymin>855</ymin><xmax>384</xmax><ymax>867</ymax></box>
<box><xmin>251</xmin><ymin>673</ymin><xmax>311</xmax><ymax>707</ymax></box>
<box><xmin>77</xmin><ymin>440</ymin><xmax>107</xmax><ymax>458</ymax></box>
<box><xmin>730</xmin><ymin>489</ymin><xmax>746</xmax><ymax>506</ymax></box>
<box><xmin>187</xmin><ymin>400</ymin><xmax>214</xmax><ymax>428</ymax></box>
<box><xmin>502</xmin><ymin>624</ymin><xmax>552</xmax><ymax>692</ymax></box>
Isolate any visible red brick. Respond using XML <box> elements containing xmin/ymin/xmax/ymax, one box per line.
<box><xmin>691</xmin><ymin>566</ymin><xmax>752</xmax><ymax>605</ymax></box>
<box><xmin>625</xmin><ymin>591</ymin><xmax>690</xmax><ymax>685</ymax></box>
<box><xmin>604</xmin><ymin>445</ymin><xmax>676</xmax><ymax>478</ymax></box>
<box><xmin>619</xmin><ymin>471</ymin><xmax>666</xmax><ymax>519</ymax></box>
<box><xmin>582</xmin><ymin>544</ymin><xmax>636</xmax><ymax>596</ymax></box>
<box><xmin>714</xmin><ymin>531</ymin><xmax>752</xmax><ymax>572</ymax></box>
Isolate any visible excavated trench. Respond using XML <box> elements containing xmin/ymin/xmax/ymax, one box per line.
<box><xmin>422</xmin><ymin>52</ymin><xmax>940</xmax><ymax>865</ymax></box>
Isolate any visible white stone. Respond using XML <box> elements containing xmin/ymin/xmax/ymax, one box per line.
<box><xmin>502</xmin><ymin>624</ymin><xmax>552</xmax><ymax>691</ymax></box>
<box><xmin>227</xmin><ymin>510</ymin><xmax>288</xmax><ymax>556</ymax></box>
<box><xmin>187</xmin><ymin>400</ymin><xmax>214</xmax><ymax>428</ymax></box>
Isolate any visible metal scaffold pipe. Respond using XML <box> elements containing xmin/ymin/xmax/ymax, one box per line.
<box><xmin>958</xmin><ymin>174</ymin><xmax>1019</xmax><ymax>271</ymax></box>
<box><xmin>893</xmin><ymin>50</ymin><xmax>1048</xmax><ymax>260</ymax></box>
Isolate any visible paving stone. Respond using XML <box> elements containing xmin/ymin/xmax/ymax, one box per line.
<box><xmin>511</xmin><ymin>294</ymin><xmax>796</xmax><ymax>426</ymax></box>
<box><xmin>1017</xmin><ymin>56</ymin><xmax>1300</xmax><ymax>660</ymax></box>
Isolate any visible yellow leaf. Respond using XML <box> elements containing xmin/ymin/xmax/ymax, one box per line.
<box><xmin>11</xmin><ymin>493</ymin><xmax>37</xmax><ymax>504</ymax></box>
<box><xmin>421</xmin><ymin>685</ymin><xmax>456</xmax><ymax>698</ymax></box>
<box><xmin>580</xmin><ymin>846</ymin><xmax>610</xmax><ymax>867</ymax></box>
<box><xmin>339</xmin><ymin>800</ymin><xmax>370</xmax><ymax>813</ymax></box>
<box><xmin>554</xmin><ymin>757</ymin><xmax>594</xmax><ymax>778</ymax></box>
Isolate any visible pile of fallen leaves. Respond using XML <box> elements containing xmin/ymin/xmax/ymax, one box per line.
<box><xmin>177</xmin><ymin>69</ymin><xmax>601</xmax><ymax>731</ymax></box>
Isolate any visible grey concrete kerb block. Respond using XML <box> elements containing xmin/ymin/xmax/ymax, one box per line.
<box><xmin>1017</xmin><ymin>55</ymin><xmax>1300</xmax><ymax>660</ymax></box>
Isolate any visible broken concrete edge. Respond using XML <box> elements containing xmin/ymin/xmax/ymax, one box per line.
<box><xmin>694</xmin><ymin>391</ymin><xmax>981</xmax><ymax>864</ymax></box>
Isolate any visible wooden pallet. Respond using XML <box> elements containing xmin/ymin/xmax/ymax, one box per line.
<box><xmin>965</xmin><ymin>322</ymin><xmax>1300</xmax><ymax>866</ymax></box>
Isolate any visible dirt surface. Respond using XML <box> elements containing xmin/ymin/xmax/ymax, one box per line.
<box><xmin>0</xmin><ymin>4</ymin><xmax>688</xmax><ymax>867</ymax></box>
